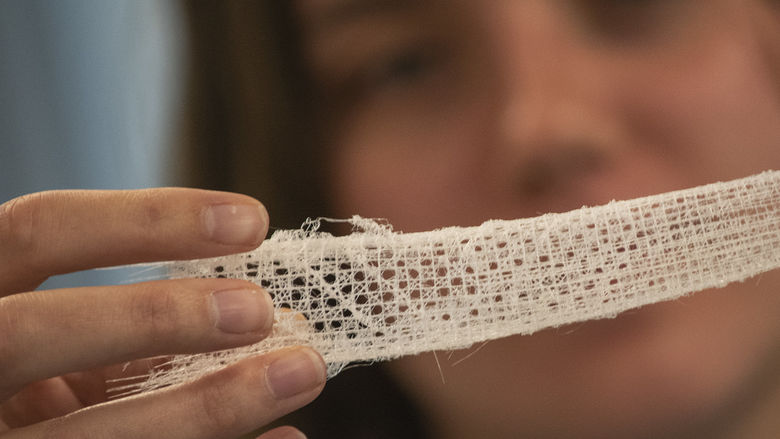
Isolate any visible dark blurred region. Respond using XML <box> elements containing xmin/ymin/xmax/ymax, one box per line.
<box><xmin>182</xmin><ymin>2</ymin><xmax>329</xmax><ymax>230</ymax></box>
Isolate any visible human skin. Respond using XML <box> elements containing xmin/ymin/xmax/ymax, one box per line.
<box><xmin>296</xmin><ymin>1</ymin><xmax>780</xmax><ymax>437</ymax></box>
<box><xmin>0</xmin><ymin>190</ymin><xmax>324</xmax><ymax>438</ymax></box>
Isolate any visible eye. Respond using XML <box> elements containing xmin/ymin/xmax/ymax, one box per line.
<box><xmin>576</xmin><ymin>0</ymin><xmax>681</xmax><ymax>43</ymax></box>
<box><xmin>374</xmin><ymin>50</ymin><xmax>432</xmax><ymax>86</ymax></box>
<box><xmin>357</xmin><ymin>44</ymin><xmax>444</xmax><ymax>93</ymax></box>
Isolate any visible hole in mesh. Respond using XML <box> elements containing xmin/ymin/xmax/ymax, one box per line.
<box><xmin>215</xmin><ymin>266</ymin><xmax>224</xmax><ymax>273</ymax></box>
<box><xmin>451</xmin><ymin>277</ymin><xmax>462</xmax><ymax>286</ymax></box>
<box><xmin>356</xmin><ymin>294</ymin><xmax>368</xmax><ymax>304</ymax></box>
<box><xmin>323</xmin><ymin>273</ymin><xmax>337</xmax><ymax>284</ymax></box>
<box><xmin>442</xmin><ymin>313</ymin><xmax>451</xmax><ymax>320</ymax></box>
<box><xmin>291</xmin><ymin>291</ymin><xmax>302</xmax><ymax>301</ymax></box>
<box><xmin>326</xmin><ymin>298</ymin><xmax>338</xmax><ymax>307</ymax></box>
<box><xmin>275</xmin><ymin>268</ymin><xmax>288</xmax><ymax>276</ymax></box>
<box><xmin>382</xmin><ymin>270</ymin><xmax>395</xmax><ymax>280</ymax></box>
<box><xmin>247</xmin><ymin>271</ymin><xmax>258</xmax><ymax>277</ymax></box>
<box><xmin>292</xmin><ymin>276</ymin><xmax>306</xmax><ymax>286</ymax></box>
<box><xmin>354</xmin><ymin>271</ymin><xmax>365</xmax><ymax>281</ymax></box>
<box><xmin>539</xmin><ymin>255</ymin><xmax>550</xmax><ymax>263</ymax></box>
<box><xmin>514</xmin><ymin>259</ymin><xmax>523</xmax><ymax>266</ymax></box>
<box><xmin>409</xmin><ymin>269</ymin><xmax>419</xmax><ymax>279</ymax></box>
<box><xmin>314</xmin><ymin>321</ymin><xmax>325</xmax><ymax>331</ymax></box>
<box><xmin>331</xmin><ymin>320</ymin><xmax>342</xmax><ymax>329</ymax></box>
<box><xmin>261</xmin><ymin>279</ymin><xmax>271</xmax><ymax>288</ymax></box>
<box><xmin>371</xmin><ymin>305</ymin><xmax>383</xmax><ymax>315</ymax></box>
<box><xmin>385</xmin><ymin>316</ymin><xmax>397</xmax><ymax>325</ymax></box>
<box><xmin>383</xmin><ymin>292</ymin><xmax>395</xmax><ymax>302</ymax></box>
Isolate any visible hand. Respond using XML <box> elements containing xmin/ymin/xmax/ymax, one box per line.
<box><xmin>0</xmin><ymin>189</ymin><xmax>325</xmax><ymax>439</ymax></box>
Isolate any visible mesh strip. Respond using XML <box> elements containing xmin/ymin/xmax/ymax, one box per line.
<box><xmin>129</xmin><ymin>171</ymin><xmax>780</xmax><ymax>394</ymax></box>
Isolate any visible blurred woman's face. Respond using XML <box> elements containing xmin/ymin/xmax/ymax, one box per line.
<box><xmin>295</xmin><ymin>1</ymin><xmax>780</xmax><ymax>437</ymax></box>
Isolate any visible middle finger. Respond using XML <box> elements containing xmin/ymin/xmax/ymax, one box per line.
<box><xmin>0</xmin><ymin>278</ymin><xmax>273</xmax><ymax>400</ymax></box>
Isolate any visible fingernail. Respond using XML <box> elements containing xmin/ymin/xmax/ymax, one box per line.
<box><xmin>210</xmin><ymin>288</ymin><xmax>274</xmax><ymax>334</ymax></box>
<box><xmin>203</xmin><ymin>204</ymin><xmax>267</xmax><ymax>246</ymax></box>
<box><xmin>266</xmin><ymin>348</ymin><xmax>326</xmax><ymax>400</ymax></box>
<box><xmin>261</xmin><ymin>427</ymin><xmax>307</xmax><ymax>439</ymax></box>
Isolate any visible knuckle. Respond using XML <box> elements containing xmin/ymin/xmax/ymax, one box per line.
<box><xmin>132</xmin><ymin>189</ymin><xmax>167</xmax><ymax>230</ymax></box>
<box><xmin>0</xmin><ymin>298</ymin><xmax>23</xmax><ymax>390</ymax></box>
<box><xmin>0</xmin><ymin>192</ymin><xmax>49</xmax><ymax>255</ymax></box>
<box><xmin>195</xmin><ymin>373</ymin><xmax>242</xmax><ymax>432</ymax></box>
<box><xmin>129</xmin><ymin>286</ymin><xmax>184</xmax><ymax>341</ymax></box>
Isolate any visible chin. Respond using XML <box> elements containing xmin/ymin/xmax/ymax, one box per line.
<box><xmin>390</xmin><ymin>271</ymin><xmax>780</xmax><ymax>438</ymax></box>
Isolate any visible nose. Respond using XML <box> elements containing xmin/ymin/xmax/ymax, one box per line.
<box><xmin>485</xmin><ymin>2</ymin><xmax>624</xmax><ymax>200</ymax></box>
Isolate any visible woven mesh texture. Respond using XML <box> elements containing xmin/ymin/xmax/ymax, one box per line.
<box><xmin>130</xmin><ymin>171</ymin><xmax>780</xmax><ymax>394</ymax></box>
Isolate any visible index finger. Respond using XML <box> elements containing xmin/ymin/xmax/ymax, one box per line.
<box><xmin>0</xmin><ymin>188</ymin><xmax>269</xmax><ymax>295</ymax></box>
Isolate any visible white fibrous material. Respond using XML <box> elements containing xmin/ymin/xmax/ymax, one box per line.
<box><xmin>133</xmin><ymin>171</ymin><xmax>780</xmax><ymax>394</ymax></box>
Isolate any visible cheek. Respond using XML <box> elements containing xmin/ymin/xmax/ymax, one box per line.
<box><xmin>614</xmin><ymin>24</ymin><xmax>780</xmax><ymax>179</ymax></box>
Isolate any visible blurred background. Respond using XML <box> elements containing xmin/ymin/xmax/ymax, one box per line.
<box><xmin>0</xmin><ymin>0</ymin><xmax>183</xmax><ymax>288</ymax></box>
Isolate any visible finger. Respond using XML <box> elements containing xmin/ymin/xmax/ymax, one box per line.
<box><xmin>257</xmin><ymin>426</ymin><xmax>307</xmax><ymax>439</ymax></box>
<box><xmin>0</xmin><ymin>188</ymin><xmax>268</xmax><ymax>294</ymax></box>
<box><xmin>1</xmin><ymin>377</ymin><xmax>83</xmax><ymax>429</ymax></box>
<box><xmin>0</xmin><ymin>278</ymin><xmax>273</xmax><ymax>399</ymax></box>
<box><xmin>6</xmin><ymin>348</ymin><xmax>326</xmax><ymax>439</ymax></box>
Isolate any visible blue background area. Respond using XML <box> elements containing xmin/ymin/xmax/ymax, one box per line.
<box><xmin>0</xmin><ymin>0</ymin><xmax>183</xmax><ymax>288</ymax></box>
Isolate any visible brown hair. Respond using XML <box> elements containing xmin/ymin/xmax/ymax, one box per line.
<box><xmin>180</xmin><ymin>1</ymin><xmax>329</xmax><ymax>229</ymax></box>
<box><xmin>179</xmin><ymin>4</ymin><xmax>428</xmax><ymax>437</ymax></box>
